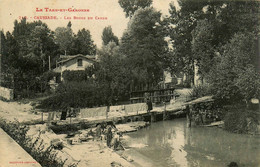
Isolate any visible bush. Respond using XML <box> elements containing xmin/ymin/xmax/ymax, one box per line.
<box><xmin>37</xmin><ymin>81</ymin><xmax>100</xmax><ymax>110</ymax></box>
<box><xmin>189</xmin><ymin>84</ymin><xmax>212</xmax><ymax>100</ymax></box>
<box><xmin>62</xmin><ymin>66</ymin><xmax>94</xmax><ymax>82</ymax></box>
<box><xmin>224</xmin><ymin>108</ymin><xmax>259</xmax><ymax>134</ymax></box>
<box><xmin>207</xmin><ymin>32</ymin><xmax>258</xmax><ymax>104</ymax></box>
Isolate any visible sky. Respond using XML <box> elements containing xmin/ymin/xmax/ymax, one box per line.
<box><xmin>0</xmin><ymin>0</ymin><xmax>178</xmax><ymax>48</ymax></box>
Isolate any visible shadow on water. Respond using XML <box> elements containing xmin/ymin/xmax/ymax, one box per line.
<box><xmin>126</xmin><ymin>118</ymin><xmax>260</xmax><ymax>167</ymax></box>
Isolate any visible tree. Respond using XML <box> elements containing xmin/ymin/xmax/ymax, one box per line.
<box><xmin>208</xmin><ymin>32</ymin><xmax>259</xmax><ymax>104</ymax></box>
<box><xmin>1</xmin><ymin>31</ymin><xmax>19</xmax><ymax>75</ymax></box>
<box><xmin>166</xmin><ymin>1</ymin><xmax>204</xmax><ymax>86</ymax></box>
<box><xmin>236</xmin><ymin>65</ymin><xmax>260</xmax><ymax>105</ymax></box>
<box><xmin>27</xmin><ymin>25</ymin><xmax>56</xmax><ymax>72</ymax></box>
<box><xmin>54</xmin><ymin>23</ymin><xmax>74</xmax><ymax>55</ymax></box>
<box><xmin>166</xmin><ymin>0</ymin><xmax>259</xmax><ymax>86</ymax></box>
<box><xmin>118</xmin><ymin>0</ymin><xmax>152</xmax><ymax>18</ymax></box>
<box><xmin>215</xmin><ymin>1</ymin><xmax>259</xmax><ymax>45</ymax></box>
<box><xmin>120</xmin><ymin>7</ymin><xmax>167</xmax><ymax>86</ymax></box>
<box><xmin>38</xmin><ymin>80</ymin><xmax>98</xmax><ymax>110</ymax></box>
<box><xmin>71</xmin><ymin>28</ymin><xmax>96</xmax><ymax>55</ymax></box>
<box><xmin>96</xmin><ymin>42</ymin><xmax>131</xmax><ymax>105</ymax></box>
<box><xmin>191</xmin><ymin>19</ymin><xmax>214</xmax><ymax>84</ymax></box>
<box><xmin>0</xmin><ymin>30</ymin><xmax>5</xmax><ymax>55</ymax></box>
<box><xmin>102</xmin><ymin>26</ymin><xmax>119</xmax><ymax>45</ymax></box>
<box><xmin>2</xmin><ymin>19</ymin><xmax>58</xmax><ymax>96</ymax></box>
<box><xmin>94</xmin><ymin>41</ymin><xmax>131</xmax><ymax>117</ymax></box>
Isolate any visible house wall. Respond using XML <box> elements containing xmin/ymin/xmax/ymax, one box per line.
<box><xmin>164</xmin><ymin>71</ymin><xmax>172</xmax><ymax>83</ymax></box>
<box><xmin>61</xmin><ymin>58</ymin><xmax>93</xmax><ymax>72</ymax></box>
<box><xmin>60</xmin><ymin>58</ymin><xmax>94</xmax><ymax>81</ymax></box>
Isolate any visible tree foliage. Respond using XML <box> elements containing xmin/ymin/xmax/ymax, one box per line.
<box><xmin>96</xmin><ymin>41</ymin><xmax>131</xmax><ymax>105</ymax></box>
<box><xmin>1</xmin><ymin>19</ymin><xmax>96</xmax><ymax>98</ymax></box>
<box><xmin>118</xmin><ymin>0</ymin><xmax>152</xmax><ymax>18</ymax></box>
<box><xmin>37</xmin><ymin>81</ymin><xmax>99</xmax><ymax>110</ymax></box>
<box><xmin>71</xmin><ymin>28</ymin><xmax>96</xmax><ymax>55</ymax></box>
<box><xmin>166</xmin><ymin>0</ymin><xmax>259</xmax><ymax>86</ymax></box>
<box><xmin>102</xmin><ymin>26</ymin><xmax>119</xmax><ymax>45</ymax></box>
<box><xmin>38</xmin><ymin>42</ymin><xmax>131</xmax><ymax>110</ymax></box>
<box><xmin>62</xmin><ymin>66</ymin><xmax>95</xmax><ymax>83</ymax></box>
<box><xmin>54</xmin><ymin>26</ymin><xmax>73</xmax><ymax>55</ymax></box>
<box><xmin>191</xmin><ymin>19</ymin><xmax>214</xmax><ymax>77</ymax></box>
<box><xmin>120</xmin><ymin>7</ymin><xmax>167</xmax><ymax>85</ymax></box>
<box><xmin>208</xmin><ymin>32</ymin><xmax>259</xmax><ymax>104</ymax></box>
<box><xmin>1</xmin><ymin>19</ymin><xmax>59</xmax><ymax>96</ymax></box>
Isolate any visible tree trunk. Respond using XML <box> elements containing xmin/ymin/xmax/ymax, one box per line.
<box><xmin>194</xmin><ymin>60</ymin><xmax>203</xmax><ymax>86</ymax></box>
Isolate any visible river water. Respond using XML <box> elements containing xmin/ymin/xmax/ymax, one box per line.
<box><xmin>126</xmin><ymin>119</ymin><xmax>260</xmax><ymax>167</ymax></box>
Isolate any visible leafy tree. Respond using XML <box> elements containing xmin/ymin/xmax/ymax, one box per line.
<box><xmin>236</xmin><ymin>65</ymin><xmax>260</xmax><ymax>105</ymax></box>
<box><xmin>96</xmin><ymin>41</ymin><xmax>131</xmax><ymax>108</ymax></box>
<box><xmin>27</xmin><ymin>25</ymin><xmax>56</xmax><ymax>72</ymax></box>
<box><xmin>208</xmin><ymin>32</ymin><xmax>259</xmax><ymax>104</ymax></box>
<box><xmin>191</xmin><ymin>19</ymin><xmax>214</xmax><ymax>83</ymax></box>
<box><xmin>118</xmin><ymin>0</ymin><xmax>152</xmax><ymax>18</ymax></box>
<box><xmin>71</xmin><ymin>28</ymin><xmax>96</xmax><ymax>55</ymax></box>
<box><xmin>166</xmin><ymin>1</ymin><xmax>204</xmax><ymax>86</ymax></box>
<box><xmin>38</xmin><ymin>81</ymin><xmax>98</xmax><ymax>110</ymax></box>
<box><xmin>38</xmin><ymin>42</ymin><xmax>131</xmax><ymax>111</ymax></box>
<box><xmin>54</xmin><ymin>23</ymin><xmax>74</xmax><ymax>55</ymax></box>
<box><xmin>120</xmin><ymin>7</ymin><xmax>167</xmax><ymax>86</ymax></box>
<box><xmin>0</xmin><ymin>30</ymin><xmax>5</xmax><ymax>55</ymax></box>
<box><xmin>1</xmin><ymin>19</ymin><xmax>58</xmax><ymax>96</ymax></box>
<box><xmin>102</xmin><ymin>26</ymin><xmax>119</xmax><ymax>45</ymax></box>
<box><xmin>1</xmin><ymin>31</ymin><xmax>19</xmax><ymax>76</ymax></box>
<box><xmin>166</xmin><ymin>0</ymin><xmax>259</xmax><ymax>86</ymax></box>
<box><xmin>215</xmin><ymin>1</ymin><xmax>259</xmax><ymax>45</ymax></box>
<box><xmin>62</xmin><ymin>66</ymin><xmax>95</xmax><ymax>83</ymax></box>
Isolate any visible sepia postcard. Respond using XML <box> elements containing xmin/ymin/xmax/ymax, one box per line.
<box><xmin>0</xmin><ymin>0</ymin><xmax>259</xmax><ymax>167</ymax></box>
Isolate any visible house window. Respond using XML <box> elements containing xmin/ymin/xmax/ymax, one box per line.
<box><xmin>77</xmin><ymin>59</ymin><xmax>83</xmax><ymax>67</ymax></box>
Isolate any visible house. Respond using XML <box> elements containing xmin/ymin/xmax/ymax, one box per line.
<box><xmin>53</xmin><ymin>54</ymin><xmax>96</xmax><ymax>81</ymax></box>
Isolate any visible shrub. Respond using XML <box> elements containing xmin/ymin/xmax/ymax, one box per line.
<box><xmin>62</xmin><ymin>66</ymin><xmax>94</xmax><ymax>82</ymax></box>
<box><xmin>207</xmin><ymin>32</ymin><xmax>258</xmax><ymax>104</ymax></box>
<box><xmin>224</xmin><ymin>108</ymin><xmax>259</xmax><ymax>134</ymax></box>
<box><xmin>189</xmin><ymin>84</ymin><xmax>212</xmax><ymax>100</ymax></box>
<box><xmin>37</xmin><ymin>81</ymin><xmax>100</xmax><ymax>110</ymax></box>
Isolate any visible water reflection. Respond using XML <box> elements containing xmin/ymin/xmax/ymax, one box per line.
<box><xmin>127</xmin><ymin>119</ymin><xmax>260</xmax><ymax>167</ymax></box>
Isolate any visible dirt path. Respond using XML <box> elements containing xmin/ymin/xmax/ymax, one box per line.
<box><xmin>0</xmin><ymin>100</ymin><xmax>48</xmax><ymax>123</ymax></box>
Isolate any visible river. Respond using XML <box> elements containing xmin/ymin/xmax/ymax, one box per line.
<box><xmin>125</xmin><ymin>118</ymin><xmax>260</xmax><ymax>167</ymax></box>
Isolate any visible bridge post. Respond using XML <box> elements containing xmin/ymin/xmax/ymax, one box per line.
<box><xmin>150</xmin><ymin>112</ymin><xmax>156</xmax><ymax>122</ymax></box>
<box><xmin>163</xmin><ymin>102</ymin><xmax>167</xmax><ymax>120</ymax></box>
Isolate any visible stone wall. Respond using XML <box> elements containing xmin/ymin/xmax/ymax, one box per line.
<box><xmin>0</xmin><ymin>86</ymin><xmax>14</xmax><ymax>100</ymax></box>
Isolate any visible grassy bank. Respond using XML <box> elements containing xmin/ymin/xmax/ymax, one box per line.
<box><xmin>223</xmin><ymin>106</ymin><xmax>259</xmax><ymax>135</ymax></box>
<box><xmin>0</xmin><ymin>118</ymin><xmax>77</xmax><ymax>167</ymax></box>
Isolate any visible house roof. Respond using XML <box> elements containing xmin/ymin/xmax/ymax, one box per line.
<box><xmin>58</xmin><ymin>54</ymin><xmax>96</xmax><ymax>64</ymax></box>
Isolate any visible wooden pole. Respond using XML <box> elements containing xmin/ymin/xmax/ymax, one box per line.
<box><xmin>163</xmin><ymin>102</ymin><xmax>167</xmax><ymax>120</ymax></box>
<box><xmin>48</xmin><ymin>55</ymin><xmax>51</xmax><ymax>70</ymax></box>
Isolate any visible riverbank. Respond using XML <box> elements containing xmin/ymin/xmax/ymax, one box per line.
<box><xmin>0</xmin><ymin>128</ymin><xmax>41</xmax><ymax>167</ymax></box>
